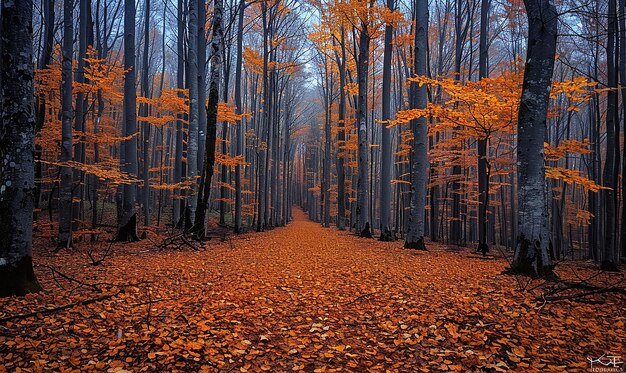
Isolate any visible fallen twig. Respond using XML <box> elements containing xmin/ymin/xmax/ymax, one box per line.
<box><xmin>0</xmin><ymin>292</ymin><xmax>119</xmax><ymax>324</ymax></box>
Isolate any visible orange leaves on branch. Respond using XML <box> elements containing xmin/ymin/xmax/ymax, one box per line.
<box><xmin>545</xmin><ymin>167</ymin><xmax>605</xmax><ymax>192</ymax></box>
<box><xmin>544</xmin><ymin>139</ymin><xmax>592</xmax><ymax>161</ymax></box>
<box><xmin>218</xmin><ymin>102</ymin><xmax>250</xmax><ymax>123</ymax></box>
<box><xmin>38</xmin><ymin>160</ymin><xmax>138</xmax><ymax>185</ymax></box>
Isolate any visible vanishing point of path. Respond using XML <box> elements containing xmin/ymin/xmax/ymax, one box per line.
<box><xmin>0</xmin><ymin>209</ymin><xmax>624</xmax><ymax>372</ymax></box>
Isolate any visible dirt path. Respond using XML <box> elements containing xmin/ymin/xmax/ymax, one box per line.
<box><xmin>0</xmin><ymin>209</ymin><xmax>624</xmax><ymax>372</ymax></box>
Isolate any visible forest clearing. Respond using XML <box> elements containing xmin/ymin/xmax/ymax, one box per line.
<box><xmin>1</xmin><ymin>209</ymin><xmax>624</xmax><ymax>372</ymax></box>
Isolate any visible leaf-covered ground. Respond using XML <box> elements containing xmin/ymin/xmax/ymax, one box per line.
<box><xmin>1</xmin><ymin>209</ymin><xmax>624</xmax><ymax>372</ymax></box>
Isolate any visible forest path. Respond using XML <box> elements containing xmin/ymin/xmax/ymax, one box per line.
<box><xmin>1</xmin><ymin>209</ymin><xmax>624</xmax><ymax>372</ymax></box>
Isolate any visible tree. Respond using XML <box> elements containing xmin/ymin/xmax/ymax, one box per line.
<box><xmin>477</xmin><ymin>0</ymin><xmax>490</xmax><ymax>255</ymax></box>
<box><xmin>116</xmin><ymin>0</ymin><xmax>140</xmax><ymax>241</ymax></box>
<box><xmin>510</xmin><ymin>0</ymin><xmax>558</xmax><ymax>277</ymax></box>
<box><xmin>233</xmin><ymin>0</ymin><xmax>246</xmax><ymax>234</ymax></box>
<box><xmin>404</xmin><ymin>0</ymin><xmax>428</xmax><ymax>250</ymax></box>
<box><xmin>0</xmin><ymin>0</ymin><xmax>42</xmax><ymax>297</ymax></box>
<box><xmin>355</xmin><ymin>1</ymin><xmax>374</xmax><ymax>238</ymax></box>
<box><xmin>601</xmin><ymin>0</ymin><xmax>619</xmax><ymax>271</ymax></box>
<box><xmin>194</xmin><ymin>0</ymin><xmax>224</xmax><ymax>239</ymax></box>
<box><xmin>58</xmin><ymin>0</ymin><xmax>74</xmax><ymax>249</ymax></box>
<box><xmin>187</xmin><ymin>0</ymin><xmax>200</xmax><ymax>225</ymax></box>
<box><xmin>379</xmin><ymin>0</ymin><xmax>395</xmax><ymax>241</ymax></box>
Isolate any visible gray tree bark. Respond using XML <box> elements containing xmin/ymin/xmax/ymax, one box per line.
<box><xmin>173</xmin><ymin>0</ymin><xmax>185</xmax><ymax>226</ymax></box>
<box><xmin>233</xmin><ymin>0</ymin><xmax>245</xmax><ymax>233</ymax></box>
<box><xmin>141</xmin><ymin>0</ymin><xmax>151</xmax><ymax>227</ymax></box>
<box><xmin>197</xmin><ymin>0</ymin><xmax>207</xmax><ymax>173</ymax></box>
<box><xmin>0</xmin><ymin>0</ymin><xmax>42</xmax><ymax>297</ymax></box>
<box><xmin>404</xmin><ymin>0</ymin><xmax>428</xmax><ymax>250</ymax></box>
<box><xmin>510</xmin><ymin>0</ymin><xmax>557</xmax><ymax>277</ymax></box>
<box><xmin>58</xmin><ymin>0</ymin><xmax>74</xmax><ymax>249</ymax></box>
<box><xmin>356</xmin><ymin>19</ymin><xmax>372</xmax><ymax>238</ymax></box>
<box><xmin>115</xmin><ymin>0</ymin><xmax>139</xmax><ymax>241</ymax></box>
<box><xmin>187</xmin><ymin>0</ymin><xmax>200</xmax><ymax>223</ymax></box>
<box><xmin>193</xmin><ymin>0</ymin><xmax>223</xmax><ymax>239</ymax></box>
<box><xmin>379</xmin><ymin>0</ymin><xmax>395</xmax><ymax>241</ymax></box>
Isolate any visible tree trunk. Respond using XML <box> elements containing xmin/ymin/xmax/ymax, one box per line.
<box><xmin>380</xmin><ymin>0</ymin><xmax>395</xmax><ymax>241</ymax></box>
<box><xmin>187</xmin><ymin>0</ymin><xmax>200</xmax><ymax>223</ymax></box>
<box><xmin>233</xmin><ymin>0</ymin><xmax>245</xmax><ymax>233</ymax></box>
<box><xmin>193</xmin><ymin>0</ymin><xmax>223</xmax><ymax>239</ymax></box>
<box><xmin>356</xmin><ymin>21</ymin><xmax>372</xmax><ymax>238</ymax></box>
<box><xmin>404</xmin><ymin>0</ymin><xmax>428</xmax><ymax>250</ymax></box>
<box><xmin>197</xmin><ymin>0</ymin><xmax>207</xmax><ymax>173</ymax></box>
<box><xmin>0</xmin><ymin>0</ymin><xmax>42</xmax><ymax>297</ymax></box>
<box><xmin>477</xmin><ymin>0</ymin><xmax>490</xmax><ymax>255</ymax></box>
<box><xmin>510</xmin><ymin>0</ymin><xmax>557</xmax><ymax>277</ymax></box>
<box><xmin>173</xmin><ymin>0</ymin><xmax>185</xmax><ymax>226</ymax></box>
<box><xmin>141</xmin><ymin>0</ymin><xmax>151</xmax><ymax>227</ymax></box>
<box><xmin>116</xmin><ymin>0</ymin><xmax>139</xmax><ymax>241</ymax></box>
<box><xmin>601</xmin><ymin>0</ymin><xmax>619</xmax><ymax>271</ymax></box>
<box><xmin>34</xmin><ymin>0</ymin><xmax>55</xmax><ymax>218</ymax></box>
<box><xmin>58</xmin><ymin>0</ymin><xmax>74</xmax><ymax>249</ymax></box>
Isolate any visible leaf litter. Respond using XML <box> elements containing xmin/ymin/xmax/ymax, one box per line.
<box><xmin>0</xmin><ymin>210</ymin><xmax>624</xmax><ymax>372</ymax></box>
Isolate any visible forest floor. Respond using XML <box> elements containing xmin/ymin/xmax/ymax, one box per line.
<box><xmin>1</xmin><ymin>209</ymin><xmax>624</xmax><ymax>373</ymax></box>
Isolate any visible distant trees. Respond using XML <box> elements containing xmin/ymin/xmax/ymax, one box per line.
<box><xmin>0</xmin><ymin>0</ymin><xmax>42</xmax><ymax>297</ymax></box>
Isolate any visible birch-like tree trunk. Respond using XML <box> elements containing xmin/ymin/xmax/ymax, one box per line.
<box><xmin>115</xmin><ymin>0</ymin><xmax>139</xmax><ymax>241</ymax></box>
<box><xmin>58</xmin><ymin>0</ymin><xmax>74</xmax><ymax>249</ymax></box>
<box><xmin>510</xmin><ymin>0</ymin><xmax>557</xmax><ymax>277</ymax></box>
<box><xmin>187</xmin><ymin>0</ymin><xmax>200</xmax><ymax>224</ymax></box>
<box><xmin>0</xmin><ymin>0</ymin><xmax>42</xmax><ymax>297</ymax></box>
<box><xmin>404</xmin><ymin>0</ymin><xmax>428</xmax><ymax>250</ymax></box>
<box><xmin>193</xmin><ymin>0</ymin><xmax>223</xmax><ymax>239</ymax></box>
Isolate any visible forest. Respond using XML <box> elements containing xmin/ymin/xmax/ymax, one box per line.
<box><xmin>0</xmin><ymin>0</ymin><xmax>625</xmax><ymax>371</ymax></box>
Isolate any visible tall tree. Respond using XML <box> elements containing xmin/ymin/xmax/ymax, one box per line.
<box><xmin>404</xmin><ymin>0</ymin><xmax>428</xmax><ymax>250</ymax></box>
<box><xmin>194</xmin><ymin>0</ymin><xmax>224</xmax><ymax>239</ymax></box>
<box><xmin>0</xmin><ymin>0</ymin><xmax>42</xmax><ymax>297</ymax></box>
<box><xmin>233</xmin><ymin>0</ymin><xmax>246</xmax><ymax>233</ymax></box>
<box><xmin>187</xmin><ymin>0</ymin><xmax>200</xmax><ymax>224</ymax></box>
<box><xmin>173</xmin><ymin>0</ymin><xmax>185</xmax><ymax>226</ymax></box>
<box><xmin>116</xmin><ymin>0</ymin><xmax>140</xmax><ymax>241</ymax></box>
<box><xmin>510</xmin><ymin>0</ymin><xmax>557</xmax><ymax>277</ymax></box>
<box><xmin>379</xmin><ymin>0</ymin><xmax>395</xmax><ymax>241</ymax></box>
<box><xmin>58</xmin><ymin>0</ymin><xmax>74</xmax><ymax>249</ymax></box>
<box><xmin>355</xmin><ymin>1</ymin><xmax>374</xmax><ymax>238</ymax></box>
<box><xmin>141</xmin><ymin>0</ymin><xmax>151</xmax><ymax>226</ymax></box>
<box><xmin>477</xmin><ymin>0</ymin><xmax>490</xmax><ymax>255</ymax></box>
<box><xmin>601</xmin><ymin>0</ymin><xmax>619</xmax><ymax>271</ymax></box>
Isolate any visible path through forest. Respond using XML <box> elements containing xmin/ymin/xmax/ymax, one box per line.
<box><xmin>0</xmin><ymin>209</ymin><xmax>624</xmax><ymax>372</ymax></box>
